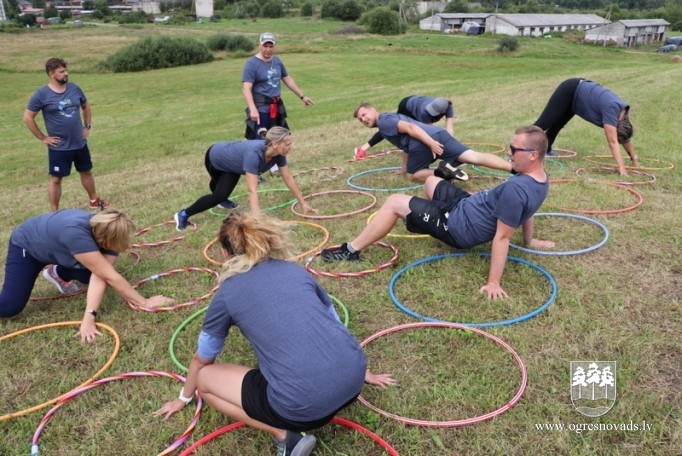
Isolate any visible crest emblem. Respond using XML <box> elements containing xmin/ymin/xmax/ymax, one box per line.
<box><xmin>570</xmin><ymin>361</ymin><xmax>616</xmax><ymax>417</ymax></box>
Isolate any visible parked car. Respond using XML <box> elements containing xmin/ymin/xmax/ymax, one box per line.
<box><xmin>658</xmin><ymin>44</ymin><xmax>678</xmax><ymax>53</ymax></box>
<box><xmin>153</xmin><ymin>16</ymin><xmax>170</xmax><ymax>23</ymax></box>
<box><xmin>665</xmin><ymin>36</ymin><xmax>682</xmax><ymax>46</ymax></box>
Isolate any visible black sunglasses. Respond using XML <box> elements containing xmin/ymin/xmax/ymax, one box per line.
<box><xmin>509</xmin><ymin>144</ymin><xmax>536</xmax><ymax>155</ymax></box>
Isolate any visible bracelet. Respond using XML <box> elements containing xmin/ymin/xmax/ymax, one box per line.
<box><xmin>178</xmin><ymin>388</ymin><xmax>193</xmax><ymax>405</ymax></box>
<box><xmin>300</xmin><ymin>94</ymin><xmax>305</xmax><ymax>99</ymax></box>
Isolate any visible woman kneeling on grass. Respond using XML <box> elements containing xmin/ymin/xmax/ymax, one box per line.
<box><xmin>173</xmin><ymin>126</ymin><xmax>315</xmax><ymax>231</ymax></box>
<box><xmin>155</xmin><ymin>212</ymin><xmax>395</xmax><ymax>456</ymax></box>
<box><xmin>0</xmin><ymin>208</ymin><xmax>174</xmax><ymax>343</ymax></box>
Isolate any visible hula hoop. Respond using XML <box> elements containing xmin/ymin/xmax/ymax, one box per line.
<box><xmin>583</xmin><ymin>155</ymin><xmax>674</xmax><ymax>171</ymax></box>
<box><xmin>126</xmin><ymin>268</ymin><xmax>220</xmax><ymax>312</ymax></box>
<box><xmin>471</xmin><ymin>158</ymin><xmax>563</xmax><ymax>177</ymax></box>
<box><xmin>367</xmin><ymin>210</ymin><xmax>429</xmax><ymax>239</ymax></box>
<box><xmin>178</xmin><ymin>416</ymin><xmax>399</xmax><ymax>456</ymax></box>
<box><xmin>131</xmin><ymin>220</ymin><xmax>198</xmax><ymax>248</ymax></box>
<box><xmin>389</xmin><ymin>253</ymin><xmax>557</xmax><ymax>327</ymax></box>
<box><xmin>549</xmin><ymin>148</ymin><xmax>578</xmax><ymax>158</ymax></box>
<box><xmin>508</xmin><ymin>213</ymin><xmax>609</xmax><ymax>256</ymax></box>
<box><xmin>347</xmin><ymin>167</ymin><xmax>424</xmax><ymax>192</ymax></box>
<box><xmin>292</xmin><ymin>166</ymin><xmax>345</xmax><ymax>180</ymax></box>
<box><xmin>574</xmin><ymin>166</ymin><xmax>657</xmax><ymax>185</ymax></box>
<box><xmin>291</xmin><ymin>190</ymin><xmax>377</xmax><ymax>220</ymax></box>
<box><xmin>465</xmin><ymin>142</ymin><xmax>505</xmax><ymax>154</ymax></box>
<box><xmin>0</xmin><ymin>321</ymin><xmax>120</xmax><ymax>421</ymax></box>
<box><xmin>305</xmin><ymin>242</ymin><xmax>399</xmax><ymax>278</ymax></box>
<box><xmin>549</xmin><ymin>179</ymin><xmax>643</xmax><ymax>214</ymax></box>
<box><xmin>169</xmin><ymin>294</ymin><xmax>349</xmax><ymax>374</ymax></box>
<box><xmin>31</xmin><ymin>371</ymin><xmax>203</xmax><ymax>456</ymax></box>
<box><xmin>357</xmin><ymin>322</ymin><xmax>527</xmax><ymax>427</ymax></box>
<box><xmin>348</xmin><ymin>148</ymin><xmax>400</xmax><ymax>163</ymax></box>
<box><xmin>208</xmin><ymin>188</ymin><xmax>296</xmax><ymax>216</ymax></box>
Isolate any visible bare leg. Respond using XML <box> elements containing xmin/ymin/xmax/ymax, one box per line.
<box><xmin>48</xmin><ymin>175</ymin><xmax>62</xmax><ymax>211</ymax></box>
<box><xmin>197</xmin><ymin>363</ymin><xmax>287</xmax><ymax>441</ymax></box>
<box><xmin>349</xmin><ymin>194</ymin><xmax>413</xmax><ymax>251</ymax></box>
<box><xmin>79</xmin><ymin>170</ymin><xmax>99</xmax><ymax>201</ymax></box>
<box><xmin>406</xmin><ymin>168</ymin><xmax>434</xmax><ymax>183</ymax></box>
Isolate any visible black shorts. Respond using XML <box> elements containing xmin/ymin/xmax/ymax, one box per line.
<box><xmin>241</xmin><ymin>369</ymin><xmax>358</xmax><ymax>432</ymax></box>
<box><xmin>48</xmin><ymin>145</ymin><xmax>93</xmax><ymax>177</ymax></box>
<box><xmin>405</xmin><ymin>180</ymin><xmax>470</xmax><ymax>248</ymax></box>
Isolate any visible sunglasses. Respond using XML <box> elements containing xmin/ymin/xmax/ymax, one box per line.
<box><xmin>509</xmin><ymin>145</ymin><xmax>536</xmax><ymax>155</ymax></box>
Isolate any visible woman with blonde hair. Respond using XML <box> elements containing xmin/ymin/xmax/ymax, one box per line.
<box><xmin>156</xmin><ymin>212</ymin><xmax>394</xmax><ymax>456</ymax></box>
<box><xmin>0</xmin><ymin>208</ymin><xmax>174</xmax><ymax>342</ymax></box>
<box><xmin>174</xmin><ymin>127</ymin><xmax>315</xmax><ymax>231</ymax></box>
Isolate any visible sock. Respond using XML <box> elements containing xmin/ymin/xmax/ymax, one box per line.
<box><xmin>346</xmin><ymin>242</ymin><xmax>357</xmax><ymax>253</ymax></box>
<box><xmin>90</xmin><ymin>198</ymin><xmax>97</xmax><ymax>203</ymax></box>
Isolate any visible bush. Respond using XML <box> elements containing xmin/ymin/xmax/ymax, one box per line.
<box><xmin>337</xmin><ymin>0</ymin><xmax>363</xmax><ymax>21</ymax></box>
<box><xmin>301</xmin><ymin>1</ymin><xmax>314</xmax><ymax>16</ymax></box>
<box><xmin>117</xmin><ymin>11</ymin><xmax>151</xmax><ymax>24</ymax></box>
<box><xmin>363</xmin><ymin>7</ymin><xmax>405</xmax><ymax>35</ymax></box>
<box><xmin>103</xmin><ymin>35</ymin><xmax>214</xmax><ymax>72</ymax></box>
<box><xmin>321</xmin><ymin>0</ymin><xmax>341</xmax><ymax>18</ymax></box>
<box><xmin>332</xmin><ymin>25</ymin><xmax>365</xmax><ymax>34</ymax></box>
<box><xmin>261</xmin><ymin>0</ymin><xmax>284</xmax><ymax>18</ymax></box>
<box><xmin>206</xmin><ymin>33</ymin><xmax>255</xmax><ymax>52</ymax></box>
<box><xmin>672</xmin><ymin>21</ymin><xmax>682</xmax><ymax>31</ymax></box>
<box><xmin>497</xmin><ymin>35</ymin><xmax>519</xmax><ymax>52</ymax></box>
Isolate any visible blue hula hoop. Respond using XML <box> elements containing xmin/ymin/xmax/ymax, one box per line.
<box><xmin>471</xmin><ymin>159</ymin><xmax>564</xmax><ymax>177</ymax></box>
<box><xmin>347</xmin><ymin>167</ymin><xmax>424</xmax><ymax>192</ymax></box>
<box><xmin>389</xmin><ymin>252</ymin><xmax>557</xmax><ymax>327</ymax></box>
<box><xmin>509</xmin><ymin>212</ymin><xmax>609</xmax><ymax>256</ymax></box>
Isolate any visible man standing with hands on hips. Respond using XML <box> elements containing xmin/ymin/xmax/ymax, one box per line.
<box><xmin>24</xmin><ymin>57</ymin><xmax>109</xmax><ymax>212</ymax></box>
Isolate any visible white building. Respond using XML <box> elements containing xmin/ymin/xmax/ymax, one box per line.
<box><xmin>584</xmin><ymin>19</ymin><xmax>670</xmax><ymax>47</ymax></box>
<box><xmin>484</xmin><ymin>14</ymin><xmax>607</xmax><ymax>37</ymax></box>
<box><xmin>419</xmin><ymin>13</ymin><xmax>490</xmax><ymax>32</ymax></box>
<box><xmin>194</xmin><ymin>0</ymin><xmax>213</xmax><ymax>18</ymax></box>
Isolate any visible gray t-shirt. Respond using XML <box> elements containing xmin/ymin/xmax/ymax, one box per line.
<box><xmin>199</xmin><ymin>258</ymin><xmax>367</xmax><ymax>421</ymax></box>
<box><xmin>242</xmin><ymin>55</ymin><xmax>289</xmax><ymax>109</ymax></box>
<box><xmin>10</xmin><ymin>209</ymin><xmax>100</xmax><ymax>268</ymax></box>
<box><xmin>572</xmin><ymin>80</ymin><xmax>628</xmax><ymax>128</ymax></box>
<box><xmin>26</xmin><ymin>83</ymin><xmax>87</xmax><ymax>151</ymax></box>
<box><xmin>405</xmin><ymin>96</ymin><xmax>454</xmax><ymax>123</ymax></box>
<box><xmin>208</xmin><ymin>140</ymin><xmax>286</xmax><ymax>175</ymax></box>
<box><xmin>448</xmin><ymin>174</ymin><xmax>549</xmax><ymax>249</ymax></box>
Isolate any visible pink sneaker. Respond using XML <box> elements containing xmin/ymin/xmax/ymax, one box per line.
<box><xmin>42</xmin><ymin>265</ymin><xmax>80</xmax><ymax>294</ymax></box>
<box><xmin>353</xmin><ymin>147</ymin><xmax>366</xmax><ymax>160</ymax></box>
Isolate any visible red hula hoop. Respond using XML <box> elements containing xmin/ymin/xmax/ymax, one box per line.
<box><xmin>574</xmin><ymin>166</ymin><xmax>657</xmax><ymax>185</ymax></box>
<box><xmin>549</xmin><ymin>179</ymin><xmax>643</xmax><ymax>214</ymax></box>
<box><xmin>178</xmin><ymin>416</ymin><xmax>399</xmax><ymax>456</ymax></box>
<box><xmin>131</xmin><ymin>220</ymin><xmax>198</xmax><ymax>248</ymax></box>
<box><xmin>126</xmin><ymin>267</ymin><xmax>220</xmax><ymax>312</ymax></box>
<box><xmin>357</xmin><ymin>322</ymin><xmax>527</xmax><ymax>427</ymax></box>
<box><xmin>305</xmin><ymin>242</ymin><xmax>399</xmax><ymax>278</ymax></box>
<box><xmin>291</xmin><ymin>166</ymin><xmax>345</xmax><ymax>180</ymax></box>
<box><xmin>31</xmin><ymin>371</ymin><xmax>203</xmax><ymax>456</ymax></box>
<box><xmin>291</xmin><ymin>190</ymin><xmax>377</xmax><ymax>220</ymax></box>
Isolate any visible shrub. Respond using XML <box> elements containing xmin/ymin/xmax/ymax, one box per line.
<box><xmin>336</xmin><ymin>0</ymin><xmax>363</xmax><ymax>20</ymax></box>
<box><xmin>301</xmin><ymin>1</ymin><xmax>314</xmax><ymax>16</ymax></box>
<box><xmin>497</xmin><ymin>35</ymin><xmax>519</xmax><ymax>52</ymax></box>
<box><xmin>103</xmin><ymin>35</ymin><xmax>214</xmax><ymax>72</ymax></box>
<box><xmin>363</xmin><ymin>7</ymin><xmax>405</xmax><ymax>35</ymax></box>
<box><xmin>321</xmin><ymin>0</ymin><xmax>341</xmax><ymax>18</ymax></box>
<box><xmin>261</xmin><ymin>0</ymin><xmax>284</xmax><ymax>18</ymax></box>
<box><xmin>207</xmin><ymin>33</ymin><xmax>255</xmax><ymax>52</ymax></box>
<box><xmin>332</xmin><ymin>25</ymin><xmax>365</xmax><ymax>34</ymax></box>
<box><xmin>117</xmin><ymin>11</ymin><xmax>151</xmax><ymax>24</ymax></box>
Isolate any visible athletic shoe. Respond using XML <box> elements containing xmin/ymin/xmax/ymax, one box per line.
<box><xmin>276</xmin><ymin>434</ymin><xmax>316</xmax><ymax>456</ymax></box>
<box><xmin>258</xmin><ymin>175</ymin><xmax>267</xmax><ymax>185</ymax></box>
<box><xmin>218</xmin><ymin>199</ymin><xmax>239</xmax><ymax>209</ymax></box>
<box><xmin>257</xmin><ymin>127</ymin><xmax>268</xmax><ymax>138</ymax></box>
<box><xmin>174</xmin><ymin>211</ymin><xmax>189</xmax><ymax>231</ymax></box>
<box><xmin>434</xmin><ymin>161</ymin><xmax>469</xmax><ymax>181</ymax></box>
<box><xmin>353</xmin><ymin>147</ymin><xmax>367</xmax><ymax>160</ymax></box>
<box><xmin>321</xmin><ymin>243</ymin><xmax>360</xmax><ymax>262</ymax></box>
<box><xmin>547</xmin><ymin>149</ymin><xmax>557</xmax><ymax>156</ymax></box>
<box><xmin>88</xmin><ymin>198</ymin><xmax>110</xmax><ymax>209</ymax></box>
<box><xmin>42</xmin><ymin>265</ymin><xmax>80</xmax><ymax>294</ymax></box>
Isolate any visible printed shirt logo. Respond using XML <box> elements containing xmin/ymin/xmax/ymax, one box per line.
<box><xmin>58</xmin><ymin>99</ymin><xmax>77</xmax><ymax>118</ymax></box>
<box><xmin>266</xmin><ymin>67</ymin><xmax>280</xmax><ymax>88</ymax></box>
<box><xmin>570</xmin><ymin>361</ymin><xmax>616</xmax><ymax>417</ymax></box>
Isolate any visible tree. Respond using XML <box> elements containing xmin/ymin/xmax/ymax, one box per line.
<box><xmin>364</xmin><ymin>7</ymin><xmax>405</xmax><ymax>35</ymax></box>
<box><xmin>261</xmin><ymin>0</ymin><xmax>284</xmax><ymax>17</ymax></box>
<box><xmin>337</xmin><ymin>0</ymin><xmax>363</xmax><ymax>20</ymax></box>
<box><xmin>444</xmin><ymin>0</ymin><xmax>469</xmax><ymax>13</ymax></box>
<box><xmin>301</xmin><ymin>1</ymin><xmax>314</xmax><ymax>16</ymax></box>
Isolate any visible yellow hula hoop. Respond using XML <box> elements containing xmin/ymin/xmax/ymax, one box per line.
<box><xmin>367</xmin><ymin>210</ymin><xmax>429</xmax><ymax>239</ymax></box>
<box><xmin>583</xmin><ymin>155</ymin><xmax>674</xmax><ymax>171</ymax></box>
<box><xmin>0</xmin><ymin>321</ymin><xmax>120</xmax><ymax>421</ymax></box>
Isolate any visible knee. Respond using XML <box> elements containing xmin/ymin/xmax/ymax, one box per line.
<box><xmin>405</xmin><ymin>173</ymin><xmax>420</xmax><ymax>182</ymax></box>
<box><xmin>50</xmin><ymin>175</ymin><xmax>63</xmax><ymax>184</ymax></box>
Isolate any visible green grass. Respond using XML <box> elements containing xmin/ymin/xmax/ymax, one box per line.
<box><xmin>0</xmin><ymin>19</ymin><xmax>680</xmax><ymax>455</ymax></box>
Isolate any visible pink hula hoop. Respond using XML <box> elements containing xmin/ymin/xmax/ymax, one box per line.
<box><xmin>574</xmin><ymin>166</ymin><xmax>657</xmax><ymax>185</ymax></box>
<box><xmin>291</xmin><ymin>166</ymin><xmax>345</xmax><ymax>180</ymax></box>
<box><xmin>348</xmin><ymin>148</ymin><xmax>400</xmax><ymax>163</ymax></box>
<box><xmin>31</xmin><ymin>371</ymin><xmax>203</xmax><ymax>456</ymax></box>
<box><xmin>549</xmin><ymin>148</ymin><xmax>578</xmax><ymax>158</ymax></box>
<box><xmin>357</xmin><ymin>322</ymin><xmax>527</xmax><ymax>427</ymax></box>
<box><xmin>178</xmin><ymin>416</ymin><xmax>399</xmax><ymax>456</ymax></box>
<box><xmin>126</xmin><ymin>267</ymin><xmax>220</xmax><ymax>312</ymax></box>
<box><xmin>131</xmin><ymin>220</ymin><xmax>198</xmax><ymax>248</ymax></box>
<box><xmin>549</xmin><ymin>179</ymin><xmax>643</xmax><ymax>214</ymax></box>
<box><xmin>305</xmin><ymin>242</ymin><xmax>399</xmax><ymax>278</ymax></box>
<box><xmin>291</xmin><ymin>190</ymin><xmax>377</xmax><ymax>220</ymax></box>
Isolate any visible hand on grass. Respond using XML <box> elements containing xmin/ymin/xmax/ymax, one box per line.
<box><xmin>365</xmin><ymin>371</ymin><xmax>396</xmax><ymax>388</ymax></box>
<box><xmin>530</xmin><ymin>238</ymin><xmax>555</xmax><ymax>249</ymax></box>
<box><xmin>479</xmin><ymin>282</ymin><xmax>508</xmax><ymax>300</ymax></box>
<box><xmin>144</xmin><ymin>295</ymin><xmax>175</xmax><ymax>308</ymax></box>
<box><xmin>80</xmin><ymin>320</ymin><xmax>101</xmax><ymax>344</ymax></box>
<box><xmin>153</xmin><ymin>399</ymin><xmax>186</xmax><ymax>421</ymax></box>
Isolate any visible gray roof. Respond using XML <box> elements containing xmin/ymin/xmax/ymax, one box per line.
<box><xmin>618</xmin><ymin>19</ymin><xmax>670</xmax><ymax>26</ymax></box>
<box><xmin>495</xmin><ymin>14</ymin><xmax>607</xmax><ymax>27</ymax></box>
<box><xmin>434</xmin><ymin>13</ymin><xmax>492</xmax><ymax>19</ymax></box>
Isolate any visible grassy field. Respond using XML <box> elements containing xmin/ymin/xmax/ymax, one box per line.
<box><xmin>0</xmin><ymin>19</ymin><xmax>680</xmax><ymax>455</ymax></box>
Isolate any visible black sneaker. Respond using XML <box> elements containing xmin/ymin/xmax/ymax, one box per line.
<box><xmin>218</xmin><ymin>199</ymin><xmax>239</xmax><ymax>209</ymax></box>
<box><xmin>276</xmin><ymin>434</ymin><xmax>316</xmax><ymax>456</ymax></box>
<box><xmin>321</xmin><ymin>243</ymin><xmax>360</xmax><ymax>262</ymax></box>
<box><xmin>258</xmin><ymin>175</ymin><xmax>267</xmax><ymax>185</ymax></box>
<box><xmin>435</xmin><ymin>161</ymin><xmax>469</xmax><ymax>181</ymax></box>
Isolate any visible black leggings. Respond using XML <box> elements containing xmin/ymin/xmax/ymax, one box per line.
<box><xmin>534</xmin><ymin>78</ymin><xmax>583</xmax><ymax>150</ymax></box>
<box><xmin>184</xmin><ymin>148</ymin><xmax>241</xmax><ymax>217</ymax></box>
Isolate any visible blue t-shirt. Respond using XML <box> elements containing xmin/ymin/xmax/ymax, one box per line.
<box><xmin>10</xmin><ymin>209</ymin><xmax>103</xmax><ymax>268</ymax></box>
<box><xmin>377</xmin><ymin>113</ymin><xmax>444</xmax><ymax>152</ymax></box>
<box><xmin>572</xmin><ymin>80</ymin><xmax>628</xmax><ymax>128</ymax></box>
<box><xmin>447</xmin><ymin>174</ymin><xmax>549</xmax><ymax>249</ymax></box>
<box><xmin>26</xmin><ymin>83</ymin><xmax>87</xmax><ymax>151</ymax></box>
<box><xmin>199</xmin><ymin>258</ymin><xmax>367</xmax><ymax>421</ymax></box>
<box><xmin>208</xmin><ymin>140</ymin><xmax>286</xmax><ymax>175</ymax></box>
<box><xmin>242</xmin><ymin>55</ymin><xmax>288</xmax><ymax>109</ymax></box>
<box><xmin>405</xmin><ymin>96</ymin><xmax>454</xmax><ymax>124</ymax></box>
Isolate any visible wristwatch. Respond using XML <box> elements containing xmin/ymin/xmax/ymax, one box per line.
<box><xmin>84</xmin><ymin>124</ymin><xmax>92</xmax><ymax>130</ymax></box>
<box><xmin>87</xmin><ymin>310</ymin><xmax>97</xmax><ymax>318</ymax></box>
